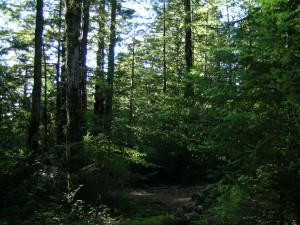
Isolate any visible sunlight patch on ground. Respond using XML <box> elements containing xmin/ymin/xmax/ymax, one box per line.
<box><xmin>172</xmin><ymin>197</ymin><xmax>191</xmax><ymax>204</ymax></box>
<box><xmin>130</xmin><ymin>190</ymin><xmax>154</xmax><ymax>196</ymax></box>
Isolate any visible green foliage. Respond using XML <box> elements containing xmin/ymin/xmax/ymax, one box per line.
<box><xmin>1</xmin><ymin>0</ymin><xmax>300</xmax><ymax>224</ymax></box>
<box><xmin>213</xmin><ymin>185</ymin><xmax>257</xmax><ymax>225</ymax></box>
<box><xmin>204</xmin><ymin>0</ymin><xmax>300</xmax><ymax>224</ymax></box>
<box><xmin>81</xmin><ymin>134</ymin><xmax>151</xmax><ymax>197</ymax></box>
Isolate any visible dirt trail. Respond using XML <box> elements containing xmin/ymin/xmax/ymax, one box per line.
<box><xmin>127</xmin><ymin>186</ymin><xmax>198</xmax><ymax>214</ymax></box>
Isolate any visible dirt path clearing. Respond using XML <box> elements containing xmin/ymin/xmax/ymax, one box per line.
<box><xmin>127</xmin><ymin>186</ymin><xmax>199</xmax><ymax>214</ymax></box>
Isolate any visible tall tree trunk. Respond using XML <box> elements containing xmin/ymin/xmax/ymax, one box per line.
<box><xmin>204</xmin><ymin>11</ymin><xmax>208</xmax><ymax>77</ymax></box>
<box><xmin>28</xmin><ymin>0</ymin><xmax>44</xmax><ymax>153</ymax></box>
<box><xmin>80</xmin><ymin>0</ymin><xmax>90</xmax><ymax>136</ymax></box>
<box><xmin>43</xmin><ymin>44</ymin><xmax>48</xmax><ymax>151</ymax></box>
<box><xmin>94</xmin><ymin>0</ymin><xmax>106</xmax><ymax>132</ymax></box>
<box><xmin>105</xmin><ymin>0</ymin><xmax>117</xmax><ymax>137</ymax></box>
<box><xmin>65</xmin><ymin>0</ymin><xmax>84</xmax><ymax>191</ymax></box>
<box><xmin>183</xmin><ymin>0</ymin><xmax>193</xmax><ymax>97</ymax></box>
<box><xmin>56</xmin><ymin>0</ymin><xmax>67</xmax><ymax>145</ymax></box>
<box><xmin>175</xmin><ymin>25</ymin><xmax>182</xmax><ymax>86</ymax></box>
<box><xmin>80</xmin><ymin>0</ymin><xmax>89</xmax><ymax>112</ymax></box>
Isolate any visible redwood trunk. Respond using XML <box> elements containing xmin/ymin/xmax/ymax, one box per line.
<box><xmin>105</xmin><ymin>0</ymin><xmax>117</xmax><ymax>137</ymax></box>
<box><xmin>183</xmin><ymin>0</ymin><xmax>194</xmax><ymax>97</ymax></box>
<box><xmin>28</xmin><ymin>0</ymin><xmax>44</xmax><ymax>153</ymax></box>
<box><xmin>94</xmin><ymin>0</ymin><xmax>106</xmax><ymax>126</ymax></box>
<box><xmin>56</xmin><ymin>0</ymin><xmax>67</xmax><ymax>145</ymax></box>
<box><xmin>65</xmin><ymin>0</ymin><xmax>84</xmax><ymax>191</ymax></box>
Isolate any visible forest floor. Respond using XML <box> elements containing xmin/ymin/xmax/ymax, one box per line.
<box><xmin>126</xmin><ymin>185</ymin><xmax>199</xmax><ymax>215</ymax></box>
<box><xmin>111</xmin><ymin>185</ymin><xmax>205</xmax><ymax>225</ymax></box>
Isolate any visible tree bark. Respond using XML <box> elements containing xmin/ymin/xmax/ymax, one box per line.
<box><xmin>42</xmin><ymin>44</ymin><xmax>48</xmax><ymax>151</ymax></box>
<box><xmin>27</xmin><ymin>0</ymin><xmax>44</xmax><ymax>153</ymax></box>
<box><xmin>105</xmin><ymin>0</ymin><xmax>117</xmax><ymax>137</ymax></box>
<box><xmin>65</xmin><ymin>0</ymin><xmax>84</xmax><ymax>191</ymax></box>
<box><xmin>80</xmin><ymin>0</ymin><xmax>90</xmax><ymax>136</ymax></box>
<box><xmin>80</xmin><ymin>0</ymin><xmax>89</xmax><ymax>111</ymax></box>
<box><xmin>183</xmin><ymin>0</ymin><xmax>194</xmax><ymax>97</ymax></box>
<box><xmin>56</xmin><ymin>0</ymin><xmax>67</xmax><ymax>145</ymax></box>
<box><xmin>94</xmin><ymin>0</ymin><xmax>106</xmax><ymax>126</ymax></box>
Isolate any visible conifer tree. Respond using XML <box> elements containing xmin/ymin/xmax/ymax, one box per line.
<box><xmin>27</xmin><ymin>0</ymin><xmax>44</xmax><ymax>153</ymax></box>
<box><xmin>65</xmin><ymin>0</ymin><xmax>86</xmax><ymax>191</ymax></box>
<box><xmin>94</xmin><ymin>0</ymin><xmax>106</xmax><ymax>132</ymax></box>
<box><xmin>105</xmin><ymin>0</ymin><xmax>117</xmax><ymax>137</ymax></box>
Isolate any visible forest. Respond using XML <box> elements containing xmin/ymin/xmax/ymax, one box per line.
<box><xmin>0</xmin><ymin>0</ymin><xmax>299</xmax><ymax>224</ymax></box>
